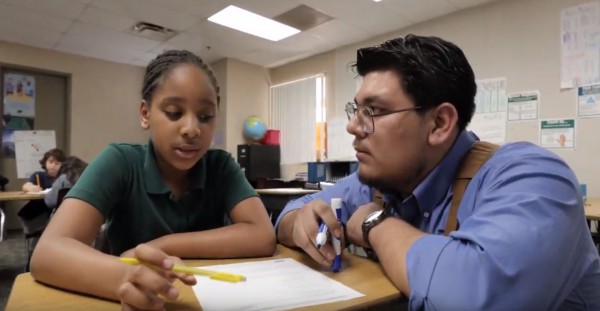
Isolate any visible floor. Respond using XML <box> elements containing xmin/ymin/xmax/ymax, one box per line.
<box><xmin>0</xmin><ymin>230</ymin><xmax>27</xmax><ymax>311</ymax></box>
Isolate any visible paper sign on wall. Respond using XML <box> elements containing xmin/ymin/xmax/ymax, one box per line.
<box><xmin>540</xmin><ymin>119</ymin><xmax>575</xmax><ymax>149</ymax></box>
<box><xmin>508</xmin><ymin>91</ymin><xmax>539</xmax><ymax>121</ymax></box>
<box><xmin>14</xmin><ymin>130</ymin><xmax>56</xmax><ymax>179</ymax></box>
<box><xmin>578</xmin><ymin>83</ymin><xmax>600</xmax><ymax>117</ymax></box>
<box><xmin>468</xmin><ymin>112</ymin><xmax>507</xmax><ymax>144</ymax></box>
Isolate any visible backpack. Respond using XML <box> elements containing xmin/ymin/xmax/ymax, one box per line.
<box><xmin>373</xmin><ymin>141</ymin><xmax>499</xmax><ymax>235</ymax></box>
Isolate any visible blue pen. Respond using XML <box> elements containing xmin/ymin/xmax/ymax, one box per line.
<box><xmin>330</xmin><ymin>198</ymin><xmax>342</xmax><ymax>273</ymax></box>
<box><xmin>316</xmin><ymin>222</ymin><xmax>329</xmax><ymax>248</ymax></box>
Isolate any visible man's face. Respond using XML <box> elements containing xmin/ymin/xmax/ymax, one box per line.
<box><xmin>347</xmin><ymin>70</ymin><xmax>430</xmax><ymax>194</ymax></box>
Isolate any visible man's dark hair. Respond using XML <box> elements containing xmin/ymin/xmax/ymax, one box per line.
<box><xmin>39</xmin><ymin>148</ymin><xmax>66</xmax><ymax>170</ymax></box>
<box><xmin>353</xmin><ymin>34</ymin><xmax>477</xmax><ymax>131</ymax></box>
<box><xmin>141</xmin><ymin>50</ymin><xmax>220</xmax><ymax>105</ymax></box>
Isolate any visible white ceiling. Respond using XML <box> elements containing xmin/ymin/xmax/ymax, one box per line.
<box><xmin>0</xmin><ymin>0</ymin><xmax>499</xmax><ymax>68</ymax></box>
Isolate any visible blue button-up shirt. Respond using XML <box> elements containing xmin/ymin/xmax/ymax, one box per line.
<box><xmin>275</xmin><ymin>131</ymin><xmax>600</xmax><ymax>311</ymax></box>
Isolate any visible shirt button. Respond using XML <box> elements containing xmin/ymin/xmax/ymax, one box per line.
<box><xmin>423</xmin><ymin>212</ymin><xmax>430</xmax><ymax>218</ymax></box>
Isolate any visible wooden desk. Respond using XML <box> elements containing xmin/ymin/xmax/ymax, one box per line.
<box><xmin>0</xmin><ymin>191</ymin><xmax>45</xmax><ymax>241</ymax></box>
<box><xmin>6</xmin><ymin>245</ymin><xmax>401</xmax><ymax>311</ymax></box>
<box><xmin>0</xmin><ymin>191</ymin><xmax>45</xmax><ymax>202</ymax></box>
<box><xmin>585</xmin><ymin>197</ymin><xmax>600</xmax><ymax>221</ymax></box>
<box><xmin>257</xmin><ymin>188</ymin><xmax>319</xmax><ymax>225</ymax></box>
<box><xmin>257</xmin><ymin>188</ymin><xmax>320</xmax><ymax>196</ymax></box>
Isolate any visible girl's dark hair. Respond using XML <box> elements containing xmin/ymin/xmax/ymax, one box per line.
<box><xmin>58</xmin><ymin>156</ymin><xmax>88</xmax><ymax>185</ymax></box>
<box><xmin>353</xmin><ymin>34</ymin><xmax>477</xmax><ymax>131</ymax></box>
<box><xmin>141</xmin><ymin>50</ymin><xmax>220</xmax><ymax>105</ymax></box>
<box><xmin>39</xmin><ymin>148</ymin><xmax>66</xmax><ymax>170</ymax></box>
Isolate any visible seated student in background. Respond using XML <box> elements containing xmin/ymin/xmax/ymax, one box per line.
<box><xmin>31</xmin><ymin>50</ymin><xmax>276</xmax><ymax>310</ymax></box>
<box><xmin>44</xmin><ymin>156</ymin><xmax>88</xmax><ymax>210</ymax></box>
<box><xmin>21</xmin><ymin>148</ymin><xmax>66</xmax><ymax>192</ymax></box>
<box><xmin>276</xmin><ymin>35</ymin><xmax>600</xmax><ymax>310</ymax></box>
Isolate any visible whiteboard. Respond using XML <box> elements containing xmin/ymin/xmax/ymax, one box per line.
<box><xmin>14</xmin><ymin>130</ymin><xmax>56</xmax><ymax>179</ymax></box>
<box><xmin>326</xmin><ymin>117</ymin><xmax>356</xmax><ymax>161</ymax></box>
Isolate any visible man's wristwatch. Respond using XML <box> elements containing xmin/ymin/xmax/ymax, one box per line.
<box><xmin>361</xmin><ymin>208</ymin><xmax>390</xmax><ymax>248</ymax></box>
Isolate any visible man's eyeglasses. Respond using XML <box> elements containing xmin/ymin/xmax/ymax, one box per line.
<box><xmin>345</xmin><ymin>102</ymin><xmax>422</xmax><ymax>134</ymax></box>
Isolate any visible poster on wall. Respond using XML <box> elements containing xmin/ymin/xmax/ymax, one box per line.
<box><xmin>468</xmin><ymin>112</ymin><xmax>507</xmax><ymax>144</ymax></box>
<box><xmin>14</xmin><ymin>130</ymin><xmax>56</xmax><ymax>179</ymax></box>
<box><xmin>560</xmin><ymin>1</ymin><xmax>600</xmax><ymax>88</ymax></box>
<box><xmin>3</xmin><ymin>73</ymin><xmax>36</xmax><ymax>158</ymax></box>
<box><xmin>507</xmin><ymin>91</ymin><xmax>539</xmax><ymax>121</ymax></box>
<box><xmin>540</xmin><ymin>119</ymin><xmax>575</xmax><ymax>149</ymax></box>
<box><xmin>577</xmin><ymin>83</ymin><xmax>600</xmax><ymax>117</ymax></box>
<box><xmin>475</xmin><ymin>78</ymin><xmax>507</xmax><ymax>113</ymax></box>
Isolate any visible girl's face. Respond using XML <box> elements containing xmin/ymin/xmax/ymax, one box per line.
<box><xmin>45</xmin><ymin>156</ymin><xmax>61</xmax><ymax>177</ymax></box>
<box><xmin>140</xmin><ymin>64</ymin><xmax>218</xmax><ymax>173</ymax></box>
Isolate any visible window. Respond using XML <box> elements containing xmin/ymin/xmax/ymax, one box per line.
<box><xmin>270</xmin><ymin>75</ymin><xmax>326</xmax><ymax>164</ymax></box>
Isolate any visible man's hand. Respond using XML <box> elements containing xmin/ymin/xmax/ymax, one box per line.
<box><xmin>289</xmin><ymin>199</ymin><xmax>343</xmax><ymax>266</ymax></box>
<box><xmin>346</xmin><ymin>202</ymin><xmax>383</xmax><ymax>248</ymax></box>
<box><xmin>118</xmin><ymin>244</ymin><xmax>196</xmax><ymax>311</ymax></box>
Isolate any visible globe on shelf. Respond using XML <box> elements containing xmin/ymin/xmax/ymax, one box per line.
<box><xmin>243</xmin><ymin>116</ymin><xmax>267</xmax><ymax>141</ymax></box>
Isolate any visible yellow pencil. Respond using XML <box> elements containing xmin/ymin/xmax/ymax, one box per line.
<box><xmin>35</xmin><ymin>174</ymin><xmax>40</xmax><ymax>187</ymax></box>
<box><xmin>119</xmin><ymin>258</ymin><xmax>246</xmax><ymax>283</ymax></box>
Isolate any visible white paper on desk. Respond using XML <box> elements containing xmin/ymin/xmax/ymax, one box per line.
<box><xmin>27</xmin><ymin>188</ymin><xmax>50</xmax><ymax>194</ymax></box>
<box><xmin>191</xmin><ymin>258</ymin><xmax>364</xmax><ymax>311</ymax></box>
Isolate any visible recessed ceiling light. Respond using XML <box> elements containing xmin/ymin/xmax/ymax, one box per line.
<box><xmin>208</xmin><ymin>5</ymin><xmax>300</xmax><ymax>41</ymax></box>
<box><xmin>373</xmin><ymin>0</ymin><xmax>383</xmax><ymax>2</ymax></box>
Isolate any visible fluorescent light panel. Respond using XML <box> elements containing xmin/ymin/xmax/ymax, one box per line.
<box><xmin>208</xmin><ymin>5</ymin><xmax>300</xmax><ymax>41</ymax></box>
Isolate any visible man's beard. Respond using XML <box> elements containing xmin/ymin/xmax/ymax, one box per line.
<box><xmin>357</xmin><ymin>168</ymin><xmax>399</xmax><ymax>194</ymax></box>
<box><xmin>356</xmin><ymin>161</ymin><xmax>426</xmax><ymax>197</ymax></box>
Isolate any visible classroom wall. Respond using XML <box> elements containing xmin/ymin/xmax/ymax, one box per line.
<box><xmin>271</xmin><ymin>0</ymin><xmax>599</xmax><ymax>195</ymax></box>
<box><xmin>0</xmin><ymin>40</ymin><xmax>147</xmax><ymax>228</ymax></box>
<box><xmin>224</xmin><ymin>58</ymin><xmax>270</xmax><ymax>156</ymax></box>
<box><xmin>0</xmin><ymin>41</ymin><xmax>147</xmax><ymax>159</ymax></box>
<box><xmin>210</xmin><ymin>58</ymin><xmax>228</xmax><ymax>150</ymax></box>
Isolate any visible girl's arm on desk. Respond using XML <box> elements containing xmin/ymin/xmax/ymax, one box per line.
<box><xmin>30</xmin><ymin>198</ymin><xmax>197</xmax><ymax>307</ymax></box>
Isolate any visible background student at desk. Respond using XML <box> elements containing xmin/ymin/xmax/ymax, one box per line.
<box><xmin>29</xmin><ymin>50</ymin><xmax>276</xmax><ymax>311</ymax></box>
<box><xmin>17</xmin><ymin>148</ymin><xmax>66</xmax><ymax>226</ymax></box>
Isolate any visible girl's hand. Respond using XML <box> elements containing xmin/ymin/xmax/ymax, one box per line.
<box><xmin>118</xmin><ymin>244</ymin><xmax>196</xmax><ymax>311</ymax></box>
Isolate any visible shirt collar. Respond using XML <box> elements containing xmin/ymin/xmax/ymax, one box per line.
<box><xmin>411</xmin><ymin>130</ymin><xmax>477</xmax><ymax>213</ymax></box>
<box><xmin>143</xmin><ymin>140</ymin><xmax>207</xmax><ymax>194</ymax></box>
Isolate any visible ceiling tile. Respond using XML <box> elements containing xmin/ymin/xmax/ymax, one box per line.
<box><xmin>78</xmin><ymin>6</ymin><xmax>137</xmax><ymax>32</ymax></box>
<box><xmin>382</xmin><ymin>0</ymin><xmax>459</xmax><ymax>24</ymax></box>
<box><xmin>2</xmin><ymin>0</ymin><xmax>86</xmax><ymax>20</ymax></box>
<box><xmin>89</xmin><ymin>0</ymin><xmax>126</xmax><ymax>13</ymax></box>
<box><xmin>0</xmin><ymin>19</ymin><xmax>62</xmax><ymax>50</ymax></box>
<box><xmin>0</xmin><ymin>0</ymin><xmax>509</xmax><ymax>68</ymax></box>
<box><xmin>0</xmin><ymin>3</ymin><xmax>73</xmax><ymax>33</ymax></box>
<box><xmin>55</xmin><ymin>43</ymin><xmax>137</xmax><ymax>64</ymax></box>
<box><xmin>161</xmin><ymin>32</ymin><xmax>205</xmax><ymax>53</ymax></box>
<box><xmin>448</xmin><ymin>0</ymin><xmax>497</xmax><ymax>9</ymax></box>
<box><xmin>120</xmin><ymin>0</ymin><xmax>200</xmax><ymax>31</ymax></box>
<box><xmin>145</xmin><ymin>0</ymin><xmax>228</xmax><ymax>18</ymax></box>
<box><xmin>62</xmin><ymin>22</ymin><xmax>160</xmax><ymax>52</ymax></box>
<box><xmin>304</xmin><ymin>19</ymin><xmax>372</xmax><ymax>47</ymax></box>
<box><xmin>188</xmin><ymin>21</ymin><xmax>272</xmax><ymax>52</ymax></box>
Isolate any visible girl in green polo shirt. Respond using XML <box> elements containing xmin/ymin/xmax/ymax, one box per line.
<box><xmin>30</xmin><ymin>50</ymin><xmax>277</xmax><ymax>310</ymax></box>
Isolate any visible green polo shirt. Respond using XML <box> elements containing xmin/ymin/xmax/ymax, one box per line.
<box><xmin>66</xmin><ymin>141</ymin><xmax>257</xmax><ymax>255</ymax></box>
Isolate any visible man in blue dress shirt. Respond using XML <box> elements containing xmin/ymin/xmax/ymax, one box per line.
<box><xmin>275</xmin><ymin>34</ymin><xmax>600</xmax><ymax>310</ymax></box>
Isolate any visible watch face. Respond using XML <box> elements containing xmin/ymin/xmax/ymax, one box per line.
<box><xmin>365</xmin><ymin>210</ymin><xmax>384</xmax><ymax>223</ymax></box>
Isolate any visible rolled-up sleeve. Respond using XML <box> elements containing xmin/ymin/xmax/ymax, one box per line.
<box><xmin>406</xmin><ymin>149</ymin><xmax>590</xmax><ymax>311</ymax></box>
